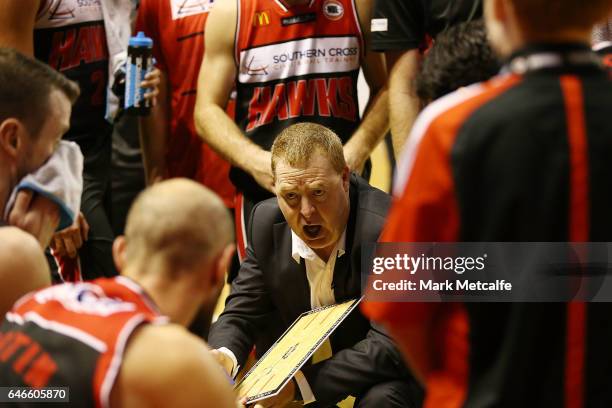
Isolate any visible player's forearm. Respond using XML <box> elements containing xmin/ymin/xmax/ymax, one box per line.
<box><xmin>139</xmin><ymin>113</ymin><xmax>168</xmax><ymax>185</ymax></box>
<box><xmin>388</xmin><ymin>53</ymin><xmax>421</xmax><ymax>156</ymax></box>
<box><xmin>389</xmin><ymin>81</ymin><xmax>419</xmax><ymax>157</ymax></box>
<box><xmin>194</xmin><ymin>103</ymin><xmax>265</xmax><ymax>171</ymax></box>
<box><xmin>345</xmin><ymin>87</ymin><xmax>389</xmax><ymax>165</ymax></box>
<box><xmin>0</xmin><ymin>0</ymin><xmax>38</xmax><ymax>56</ymax></box>
<box><xmin>139</xmin><ymin>73</ymin><xmax>170</xmax><ymax>185</ymax></box>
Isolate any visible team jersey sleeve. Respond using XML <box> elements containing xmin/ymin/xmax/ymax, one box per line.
<box><xmin>370</xmin><ymin>0</ymin><xmax>425</xmax><ymax>52</ymax></box>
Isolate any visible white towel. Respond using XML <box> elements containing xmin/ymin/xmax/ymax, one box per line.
<box><xmin>4</xmin><ymin>141</ymin><xmax>84</xmax><ymax>231</ymax></box>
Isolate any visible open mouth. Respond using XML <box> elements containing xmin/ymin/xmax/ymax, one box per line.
<box><xmin>303</xmin><ymin>225</ymin><xmax>322</xmax><ymax>239</ymax></box>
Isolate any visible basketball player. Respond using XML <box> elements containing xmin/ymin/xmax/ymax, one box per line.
<box><xmin>0</xmin><ymin>179</ymin><xmax>236</xmax><ymax>407</ymax></box>
<box><xmin>194</xmin><ymin>0</ymin><xmax>388</xmax><ymax>264</ymax></box>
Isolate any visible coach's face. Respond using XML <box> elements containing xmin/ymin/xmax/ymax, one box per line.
<box><xmin>275</xmin><ymin>152</ymin><xmax>350</xmax><ymax>261</ymax></box>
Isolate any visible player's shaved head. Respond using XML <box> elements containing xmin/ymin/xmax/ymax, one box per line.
<box><xmin>123</xmin><ymin>179</ymin><xmax>233</xmax><ymax>275</ymax></box>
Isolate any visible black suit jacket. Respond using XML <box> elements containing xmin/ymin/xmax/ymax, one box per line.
<box><xmin>209</xmin><ymin>175</ymin><xmax>411</xmax><ymax>406</ymax></box>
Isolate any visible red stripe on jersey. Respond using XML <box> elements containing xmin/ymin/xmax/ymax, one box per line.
<box><xmin>10</xmin><ymin>277</ymin><xmax>165</xmax><ymax>408</ymax></box>
<box><xmin>363</xmin><ymin>74</ymin><xmax>523</xmax><ymax>408</ymax></box>
<box><xmin>560</xmin><ymin>75</ymin><xmax>589</xmax><ymax>408</ymax></box>
<box><xmin>235</xmin><ymin>193</ymin><xmax>248</xmax><ymax>262</ymax></box>
<box><xmin>380</xmin><ymin>75</ymin><xmax>522</xmax><ymax>245</ymax></box>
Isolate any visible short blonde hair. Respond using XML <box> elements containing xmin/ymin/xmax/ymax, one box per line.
<box><xmin>271</xmin><ymin>123</ymin><xmax>346</xmax><ymax>177</ymax></box>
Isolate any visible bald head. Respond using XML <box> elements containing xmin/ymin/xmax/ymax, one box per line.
<box><xmin>123</xmin><ymin>179</ymin><xmax>233</xmax><ymax>274</ymax></box>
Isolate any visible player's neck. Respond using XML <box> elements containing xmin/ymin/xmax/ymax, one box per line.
<box><xmin>130</xmin><ymin>271</ymin><xmax>202</xmax><ymax>326</ymax></box>
<box><xmin>506</xmin><ymin>28</ymin><xmax>593</xmax><ymax>57</ymax></box>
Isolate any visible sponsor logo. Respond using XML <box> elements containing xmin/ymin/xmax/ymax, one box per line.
<box><xmin>271</xmin><ymin>46</ymin><xmax>358</xmax><ymax>64</ymax></box>
<box><xmin>36</xmin><ymin>0</ymin><xmax>104</xmax><ymax>28</ymax></box>
<box><xmin>254</xmin><ymin>11</ymin><xmax>271</xmax><ymax>26</ymax></box>
<box><xmin>49</xmin><ymin>0</ymin><xmax>76</xmax><ymax>21</ymax></box>
<box><xmin>322</xmin><ymin>0</ymin><xmax>344</xmax><ymax>21</ymax></box>
<box><xmin>244</xmin><ymin>55</ymin><xmax>269</xmax><ymax>76</ymax></box>
<box><xmin>76</xmin><ymin>0</ymin><xmax>101</xmax><ymax>6</ymax></box>
<box><xmin>238</xmin><ymin>37</ymin><xmax>360</xmax><ymax>84</ymax></box>
<box><xmin>246</xmin><ymin>76</ymin><xmax>357</xmax><ymax>131</ymax></box>
<box><xmin>170</xmin><ymin>0</ymin><xmax>213</xmax><ymax>21</ymax></box>
<box><xmin>281</xmin><ymin>12</ymin><xmax>316</xmax><ymax>26</ymax></box>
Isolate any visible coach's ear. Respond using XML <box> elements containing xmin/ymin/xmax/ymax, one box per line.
<box><xmin>112</xmin><ymin>236</ymin><xmax>128</xmax><ymax>273</ymax></box>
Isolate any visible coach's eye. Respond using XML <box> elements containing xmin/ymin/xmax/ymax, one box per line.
<box><xmin>313</xmin><ymin>189</ymin><xmax>325</xmax><ymax>197</ymax></box>
<box><xmin>285</xmin><ymin>192</ymin><xmax>298</xmax><ymax>201</ymax></box>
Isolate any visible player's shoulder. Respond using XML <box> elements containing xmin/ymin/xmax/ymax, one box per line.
<box><xmin>205</xmin><ymin>0</ymin><xmax>237</xmax><ymax>50</ymax></box>
<box><xmin>0</xmin><ymin>227</ymin><xmax>46</xmax><ymax>273</ymax></box>
<box><xmin>209</xmin><ymin>0</ymin><xmax>237</xmax><ymax>19</ymax></box>
<box><xmin>115</xmin><ymin>324</ymin><xmax>235</xmax><ymax>408</ymax></box>
<box><xmin>123</xmin><ymin>324</ymin><xmax>211</xmax><ymax>376</ymax></box>
<box><xmin>0</xmin><ymin>227</ymin><xmax>39</xmax><ymax>254</ymax></box>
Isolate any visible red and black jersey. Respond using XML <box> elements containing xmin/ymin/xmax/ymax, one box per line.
<box><xmin>0</xmin><ymin>277</ymin><xmax>167</xmax><ymax>408</ymax></box>
<box><xmin>34</xmin><ymin>0</ymin><xmax>110</xmax><ymax>143</ymax></box>
<box><xmin>363</xmin><ymin>44</ymin><xmax>612</xmax><ymax>407</ymax></box>
<box><xmin>234</xmin><ymin>0</ymin><xmax>364</xmax><ymax>201</ymax></box>
<box><xmin>135</xmin><ymin>0</ymin><xmax>235</xmax><ymax>208</ymax></box>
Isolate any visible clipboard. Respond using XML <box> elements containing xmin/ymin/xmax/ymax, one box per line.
<box><xmin>234</xmin><ymin>298</ymin><xmax>362</xmax><ymax>404</ymax></box>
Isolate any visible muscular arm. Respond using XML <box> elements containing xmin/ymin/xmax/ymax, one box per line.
<box><xmin>113</xmin><ymin>324</ymin><xmax>236</xmax><ymax>408</ymax></box>
<box><xmin>194</xmin><ymin>0</ymin><xmax>274</xmax><ymax>192</ymax></box>
<box><xmin>140</xmin><ymin>70</ymin><xmax>170</xmax><ymax>185</ymax></box>
<box><xmin>345</xmin><ymin>0</ymin><xmax>390</xmax><ymax>172</ymax></box>
<box><xmin>386</xmin><ymin>49</ymin><xmax>421</xmax><ymax>157</ymax></box>
<box><xmin>0</xmin><ymin>0</ymin><xmax>40</xmax><ymax>56</ymax></box>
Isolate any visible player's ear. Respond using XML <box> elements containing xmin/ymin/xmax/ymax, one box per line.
<box><xmin>112</xmin><ymin>236</ymin><xmax>128</xmax><ymax>272</ymax></box>
<box><xmin>212</xmin><ymin>244</ymin><xmax>235</xmax><ymax>289</ymax></box>
<box><xmin>0</xmin><ymin>119</ymin><xmax>23</xmax><ymax>159</ymax></box>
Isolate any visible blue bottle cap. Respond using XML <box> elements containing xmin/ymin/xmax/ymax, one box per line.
<box><xmin>129</xmin><ymin>31</ymin><xmax>153</xmax><ymax>48</ymax></box>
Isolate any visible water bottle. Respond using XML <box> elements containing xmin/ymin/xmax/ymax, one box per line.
<box><xmin>125</xmin><ymin>32</ymin><xmax>153</xmax><ymax>115</ymax></box>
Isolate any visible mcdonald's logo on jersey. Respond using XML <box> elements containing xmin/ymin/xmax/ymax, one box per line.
<box><xmin>253</xmin><ymin>11</ymin><xmax>270</xmax><ymax>26</ymax></box>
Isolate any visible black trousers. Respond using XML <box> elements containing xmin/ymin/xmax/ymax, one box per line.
<box><xmin>354</xmin><ymin>380</ymin><xmax>423</xmax><ymax>408</ymax></box>
<box><xmin>78</xmin><ymin>131</ymin><xmax>117</xmax><ymax>280</ymax></box>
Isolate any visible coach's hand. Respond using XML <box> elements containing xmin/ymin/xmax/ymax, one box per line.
<box><xmin>210</xmin><ymin>349</ymin><xmax>234</xmax><ymax>377</ymax></box>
